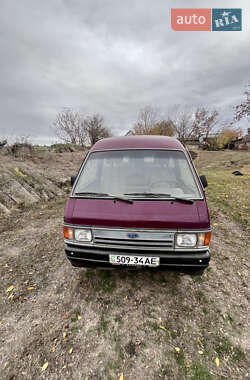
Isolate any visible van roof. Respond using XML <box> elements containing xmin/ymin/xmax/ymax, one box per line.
<box><xmin>90</xmin><ymin>135</ymin><xmax>185</xmax><ymax>151</ymax></box>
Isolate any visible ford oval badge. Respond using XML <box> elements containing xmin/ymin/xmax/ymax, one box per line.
<box><xmin>127</xmin><ymin>233</ymin><xmax>139</xmax><ymax>239</ymax></box>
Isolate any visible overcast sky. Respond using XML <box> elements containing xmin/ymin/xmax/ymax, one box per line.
<box><xmin>0</xmin><ymin>0</ymin><xmax>249</xmax><ymax>144</ymax></box>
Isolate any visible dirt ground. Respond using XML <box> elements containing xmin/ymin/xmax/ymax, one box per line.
<box><xmin>0</xmin><ymin>150</ymin><xmax>249</xmax><ymax>380</ymax></box>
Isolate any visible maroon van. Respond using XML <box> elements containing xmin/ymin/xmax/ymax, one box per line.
<box><xmin>63</xmin><ymin>136</ymin><xmax>211</xmax><ymax>274</ymax></box>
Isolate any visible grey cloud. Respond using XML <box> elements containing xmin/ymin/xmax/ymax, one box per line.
<box><xmin>0</xmin><ymin>0</ymin><xmax>249</xmax><ymax>143</ymax></box>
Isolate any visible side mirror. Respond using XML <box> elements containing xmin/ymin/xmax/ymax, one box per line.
<box><xmin>200</xmin><ymin>175</ymin><xmax>208</xmax><ymax>188</ymax></box>
<box><xmin>71</xmin><ymin>175</ymin><xmax>77</xmax><ymax>186</ymax></box>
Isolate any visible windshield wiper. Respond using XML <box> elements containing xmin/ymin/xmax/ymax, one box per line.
<box><xmin>124</xmin><ymin>192</ymin><xmax>194</xmax><ymax>204</ymax></box>
<box><xmin>74</xmin><ymin>192</ymin><xmax>133</xmax><ymax>204</ymax></box>
<box><xmin>170</xmin><ymin>197</ymin><xmax>194</xmax><ymax>204</ymax></box>
<box><xmin>125</xmin><ymin>192</ymin><xmax>171</xmax><ymax>197</ymax></box>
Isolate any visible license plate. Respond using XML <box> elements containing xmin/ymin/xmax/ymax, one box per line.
<box><xmin>109</xmin><ymin>254</ymin><xmax>160</xmax><ymax>267</ymax></box>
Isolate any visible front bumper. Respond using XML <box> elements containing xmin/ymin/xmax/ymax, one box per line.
<box><xmin>65</xmin><ymin>243</ymin><xmax>210</xmax><ymax>269</ymax></box>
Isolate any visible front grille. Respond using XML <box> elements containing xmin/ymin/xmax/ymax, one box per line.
<box><xmin>93</xmin><ymin>228</ymin><xmax>175</xmax><ymax>251</ymax></box>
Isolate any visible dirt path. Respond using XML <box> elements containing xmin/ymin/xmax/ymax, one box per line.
<box><xmin>0</xmin><ymin>198</ymin><xmax>249</xmax><ymax>380</ymax></box>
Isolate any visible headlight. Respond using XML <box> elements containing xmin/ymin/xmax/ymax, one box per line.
<box><xmin>176</xmin><ymin>233</ymin><xmax>197</xmax><ymax>247</ymax></box>
<box><xmin>63</xmin><ymin>227</ymin><xmax>92</xmax><ymax>242</ymax></box>
<box><xmin>74</xmin><ymin>229</ymin><xmax>92</xmax><ymax>242</ymax></box>
<box><xmin>175</xmin><ymin>232</ymin><xmax>211</xmax><ymax>248</ymax></box>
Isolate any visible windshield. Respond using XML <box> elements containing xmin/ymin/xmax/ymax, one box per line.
<box><xmin>73</xmin><ymin>150</ymin><xmax>201</xmax><ymax>199</ymax></box>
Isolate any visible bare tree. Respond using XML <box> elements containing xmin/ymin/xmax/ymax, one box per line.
<box><xmin>133</xmin><ymin>106</ymin><xmax>160</xmax><ymax>135</ymax></box>
<box><xmin>152</xmin><ymin>119</ymin><xmax>176</xmax><ymax>136</ymax></box>
<box><xmin>235</xmin><ymin>84</ymin><xmax>250</xmax><ymax>121</ymax></box>
<box><xmin>172</xmin><ymin>108</ymin><xmax>193</xmax><ymax>142</ymax></box>
<box><xmin>52</xmin><ymin>108</ymin><xmax>86</xmax><ymax>146</ymax></box>
<box><xmin>192</xmin><ymin>107</ymin><xmax>219</xmax><ymax>139</ymax></box>
<box><xmin>84</xmin><ymin>114</ymin><xmax>111</xmax><ymax>145</ymax></box>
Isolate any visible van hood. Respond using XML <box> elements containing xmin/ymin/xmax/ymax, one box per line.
<box><xmin>64</xmin><ymin>198</ymin><xmax>210</xmax><ymax>230</ymax></box>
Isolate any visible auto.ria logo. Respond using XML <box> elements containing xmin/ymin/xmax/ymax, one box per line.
<box><xmin>171</xmin><ymin>8</ymin><xmax>242</xmax><ymax>31</ymax></box>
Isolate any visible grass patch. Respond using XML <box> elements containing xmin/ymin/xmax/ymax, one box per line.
<box><xmin>82</xmin><ymin>269</ymin><xmax>117</xmax><ymax>294</ymax></box>
<box><xmin>174</xmin><ymin>350</ymin><xmax>187</xmax><ymax>376</ymax></box>
<box><xmin>214</xmin><ymin>333</ymin><xmax>246</xmax><ymax>363</ymax></box>
<box><xmin>103</xmin><ymin>333</ymin><xmax>124</xmax><ymax>379</ymax></box>
<box><xmin>206</xmin><ymin>170</ymin><xmax>250</xmax><ymax>229</ymax></box>
<box><xmin>232</xmin><ymin>346</ymin><xmax>246</xmax><ymax>362</ymax></box>
<box><xmin>71</xmin><ymin>326</ymin><xmax>80</xmax><ymax>334</ymax></box>
<box><xmin>84</xmin><ymin>270</ymin><xmax>95</xmax><ymax>280</ymax></box>
<box><xmin>195</xmin><ymin>150</ymin><xmax>250</xmax><ymax>230</ymax></box>
<box><xmin>97</xmin><ymin>271</ymin><xmax>117</xmax><ymax>293</ymax></box>
<box><xmin>192</xmin><ymin>274</ymin><xmax>204</xmax><ymax>284</ymax></box>
<box><xmin>190</xmin><ymin>362</ymin><xmax>213</xmax><ymax>380</ymax></box>
<box><xmin>71</xmin><ymin>307</ymin><xmax>81</xmax><ymax>322</ymax></box>
<box><xmin>97</xmin><ymin>314</ymin><xmax>110</xmax><ymax>335</ymax></box>
<box><xmin>227</xmin><ymin>314</ymin><xmax>234</xmax><ymax>325</ymax></box>
<box><xmin>150</xmin><ymin>321</ymin><xmax>160</xmax><ymax>332</ymax></box>
<box><xmin>215</xmin><ymin>334</ymin><xmax>232</xmax><ymax>358</ymax></box>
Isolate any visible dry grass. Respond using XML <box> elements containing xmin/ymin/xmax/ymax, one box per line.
<box><xmin>195</xmin><ymin>150</ymin><xmax>250</xmax><ymax>230</ymax></box>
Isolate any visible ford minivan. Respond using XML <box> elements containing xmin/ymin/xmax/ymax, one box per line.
<box><xmin>63</xmin><ymin>136</ymin><xmax>211</xmax><ymax>274</ymax></box>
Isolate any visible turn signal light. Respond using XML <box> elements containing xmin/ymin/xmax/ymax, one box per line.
<box><xmin>63</xmin><ymin>227</ymin><xmax>73</xmax><ymax>240</ymax></box>
<box><xmin>197</xmin><ymin>231</ymin><xmax>212</xmax><ymax>247</ymax></box>
<box><xmin>204</xmin><ymin>231</ymin><xmax>211</xmax><ymax>246</ymax></box>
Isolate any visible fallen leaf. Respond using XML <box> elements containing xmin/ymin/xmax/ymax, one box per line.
<box><xmin>63</xmin><ymin>332</ymin><xmax>67</xmax><ymax>339</ymax></box>
<box><xmin>215</xmin><ymin>357</ymin><xmax>220</xmax><ymax>367</ymax></box>
<box><xmin>6</xmin><ymin>285</ymin><xmax>14</xmax><ymax>292</ymax></box>
<box><xmin>77</xmin><ymin>315</ymin><xmax>82</xmax><ymax>320</ymax></box>
<box><xmin>119</xmin><ymin>373</ymin><xmax>124</xmax><ymax>380</ymax></box>
<box><xmin>27</xmin><ymin>287</ymin><xmax>35</xmax><ymax>291</ymax></box>
<box><xmin>14</xmin><ymin>167</ymin><xmax>26</xmax><ymax>177</ymax></box>
<box><xmin>41</xmin><ymin>362</ymin><xmax>48</xmax><ymax>371</ymax></box>
<box><xmin>198</xmin><ymin>351</ymin><xmax>204</xmax><ymax>355</ymax></box>
<box><xmin>213</xmin><ymin>223</ymin><xmax>218</xmax><ymax>226</ymax></box>
<box><xmin>175</xmin><ymin>347</ymin><xmax>180</xmax><ymax>353</ymax></box>
<box><xmin>8</xmin><ymin>295</ymin><xmax>14</xmax><ymax>299</ymax></box>
<box><xmin>159</xmin><ymin>325</ymin><xmax>167</xmax><ymax>332</ymax></box>
<box><xmin>68</xmin><ymin>348</ymin><xmax>73</xmax><ymax>354</ymax></box>
<box><xmin>52</xmin><ymin>346</ymin><xmax>55</xmax><ymax>353</ymax></box>
<box><xmin>159</xmin><ymin>317</ymin><xmax>162</xmax><ymax>323</ymax></box>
